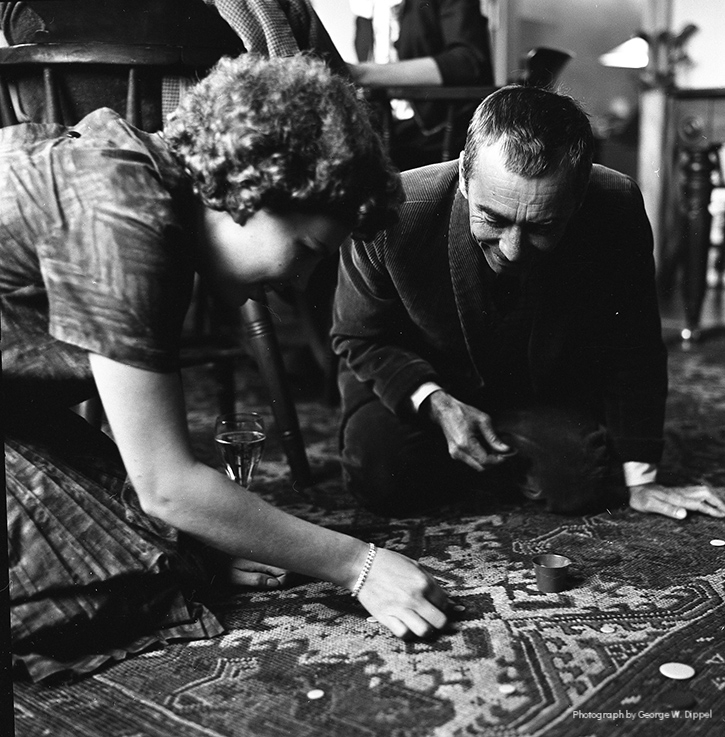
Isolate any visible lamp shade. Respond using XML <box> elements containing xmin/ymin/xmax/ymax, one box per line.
<box><xmin>599</xmin><ymin>36</ymin><xmax>649</xmax><ymax>69</ymax></box>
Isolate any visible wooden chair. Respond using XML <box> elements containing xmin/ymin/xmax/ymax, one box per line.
<box><xmin>0</xmin><ymin>40</ymin><xmax>313</xmax><ymax>486</ymax></box>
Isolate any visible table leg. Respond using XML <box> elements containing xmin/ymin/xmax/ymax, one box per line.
<box><xmin>680</xmin><ymin>147</ymin><xmax>715</xmax><ymax>340</ymax></box>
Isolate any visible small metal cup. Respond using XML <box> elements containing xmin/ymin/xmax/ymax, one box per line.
<box><xmin>533</xmin><ymin>553</ymin><xmax>572</xmax><ymax>593</ymax></box>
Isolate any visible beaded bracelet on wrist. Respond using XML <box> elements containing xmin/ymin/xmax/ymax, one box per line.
<box><xmin>351</xmin><ymin>542</ymin><xmax>377</xmax><ymax>598</ymax></box>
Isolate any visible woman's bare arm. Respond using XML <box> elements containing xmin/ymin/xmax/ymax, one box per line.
<box><xmin>89</xmin><ymin>353</ymin><xmax>451</xmax><ymax>637</ymax></box>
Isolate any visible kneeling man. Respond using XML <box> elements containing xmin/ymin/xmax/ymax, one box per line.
<box><xmin>332</xmin><ymin>84</ymin><xmax>725</xmax><ymax>520</ymax></box>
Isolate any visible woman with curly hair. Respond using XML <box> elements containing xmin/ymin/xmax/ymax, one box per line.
<box><xmin>2</xmin><ymin>53</ymin><xmax>451</xmax><ymax>682</ymax></box>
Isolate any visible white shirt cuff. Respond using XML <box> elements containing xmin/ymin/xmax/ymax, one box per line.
<box><xmin>410</xmin><ymin>382</ymin><xmax>443</xmax><ymax>413</ymax></box>
<box><xmin>623</xmin><ymin>461</ymin><xmax>657</xmax><ymax>487</ymax></box>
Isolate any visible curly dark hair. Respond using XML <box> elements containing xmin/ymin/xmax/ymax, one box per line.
<box><xmin>164</xmin><ymin>53</ymin><xmax>403</xmax><ymax>237</ymax></box>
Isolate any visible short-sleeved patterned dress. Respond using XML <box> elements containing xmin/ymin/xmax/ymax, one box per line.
<box><xmin>2</xmin><ymin>108</ymin><xmax>224</xmax><ymax>682</ymax></box>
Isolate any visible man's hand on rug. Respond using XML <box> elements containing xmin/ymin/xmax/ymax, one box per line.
<box><xmin>629</xmin><ymin>483</ymin><xmax>725</xmax><ymax>519</ymax></box>
<box><xmin>356</xmin><ymin>548</ymin><xmax>452</xmax><ymax>640</ymax></box>
<box><xmin>227</xmin><ymin>557</ymin><xmax>289</xmax><ymax>588</ymax></box>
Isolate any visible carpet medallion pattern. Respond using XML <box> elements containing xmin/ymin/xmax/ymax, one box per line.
<box><xmin>12</xmin><ymin>339</ymin><xmax>725</xmax><ymax>736</ymax></box>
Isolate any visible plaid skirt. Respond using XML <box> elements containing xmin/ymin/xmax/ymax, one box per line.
<box><xmin>6</xmin><ymin>408</ymin><xmax>224</xmax><ymax>683</ymax></box>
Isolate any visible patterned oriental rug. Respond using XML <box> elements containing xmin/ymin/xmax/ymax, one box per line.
<box><xmin>11</xmin><ymin>336</ymin><xmax>725</xmax><ymax>737</ymax></box>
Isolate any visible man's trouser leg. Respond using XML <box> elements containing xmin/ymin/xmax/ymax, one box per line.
<box><xmin>340</xmin><ymin>385</ymin><xmax>617</xmax><ymax>517</ymax></box>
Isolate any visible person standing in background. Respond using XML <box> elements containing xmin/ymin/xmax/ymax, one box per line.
<box><xmin>348</xmin><ymin>0</ymin><xmax>494</xmax><ymax>170</ymax></box>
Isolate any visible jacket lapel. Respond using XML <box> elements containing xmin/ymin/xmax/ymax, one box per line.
<box><xmin>447</xmin><ymin>185</ymin><xmax>574</xmax><ymax>394</ymax></box>
<box><xmin>448</xmin><ymin>187</ymin><xmax>490</xmax><ymax>388</ymax></box>
<box><xmin>526</xmin><ymin>243</ymin><xmax>575</xmax><ymax>392</ymax></box>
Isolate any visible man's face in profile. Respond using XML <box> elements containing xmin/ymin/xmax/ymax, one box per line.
<box><xmin>460</xmin><ymin>139</ymin><xmax>578</xmax><ymax>276</ymax></box>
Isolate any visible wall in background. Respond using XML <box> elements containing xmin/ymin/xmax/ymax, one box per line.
<box><xmin>516</xmin><ymin>0</ymin><xmax>642</xmax><ymax>132</ymax></box>
<box><xmin>673</xmin><ymin>0</ymin><xmax>725</xmax><ymax>89</ymax></box>
<box><xmin>515</xmin><ymin>0</ymin><xmax>644</xmax><ymax>177</ymax></box>
<box><xmin>310</xmin><ymin>0</ymin><xmax>356</xmax><ymax>62</ymax></box>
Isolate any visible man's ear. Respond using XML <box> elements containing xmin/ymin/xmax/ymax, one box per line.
<box><xmin>458</xmin><ymin>156</ymin><xmax>468</xmax><ymax>199</ymax></box>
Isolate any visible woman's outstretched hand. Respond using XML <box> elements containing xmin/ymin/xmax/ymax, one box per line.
<box><xmin>355</xmin><ymin>548</ymin><xmax>452</xmax><ymax>639</ymax></box>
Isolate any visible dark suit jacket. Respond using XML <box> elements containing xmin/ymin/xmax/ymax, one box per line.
<box><xmin>332</xmin><ymin>160</ymin><xmax>668</xmax><ymax>464</ymax></box>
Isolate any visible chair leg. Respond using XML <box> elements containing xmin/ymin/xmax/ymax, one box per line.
<box><xmin>680</xmin><ymin>147</ymin><xmax>716</xmax><ymax>337</ymax></box>
<box><xmin>240</xmin><ymin>295</ymin><xmax>313</xmax><ymax>487</ymax></box>
<box><xmin>0</xmin><ymin>76</ymin><xmax>19</xmax><ymax>126</ymax></box>
<box><xmin>441</xmin><ymin>102</ymin><xmax>456</xmax><ymax>162</ymax></box>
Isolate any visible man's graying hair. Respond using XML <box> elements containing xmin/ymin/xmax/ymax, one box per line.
<box><xmin>461</xmin><ymin>85</ymin><xmax>594</xmax><ymax>200</ymax></box>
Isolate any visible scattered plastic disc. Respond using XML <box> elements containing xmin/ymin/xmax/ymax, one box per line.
<box><xmin>366</xmin><ymin>616</ymin><xmax>377</xmax><ymax>623</ymax></box>
<box><xmin>453</xmin><ymin>604</ymin><xmax>466</xmax><ymax>612</ymax></box>
<box><xmin>498</xmin><ymin>684</ymin><xmax>516</xmax><ymax>695</ymax></box>
<box><xmin>659</xmin><ymin>662</ymin><xmax>696</xmax><ymax>680</ymax></box>
<box><xmin>306</xmin><ymin>689</ymin><xmax>325</xmax><ymax>700</ymax></box>
<box><xmin>660</xmin><ymin>689</ymin><xmax>697</xmax><ymax>709</ymax></box>
<box><xmin>599</xmin><ymin>624</ymin><xmax>616</xmax><ymax>634</ymax></box>
<box><xmin>710</xmin><ymin>539</ymin><xmax>725</xmax><ymax>547</ymax></box>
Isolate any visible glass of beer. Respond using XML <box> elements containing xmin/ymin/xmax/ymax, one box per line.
<box><xmin>214</xmin><ymin>412</ymin><xmax>266</xmax><ymax>488</ymax></box>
